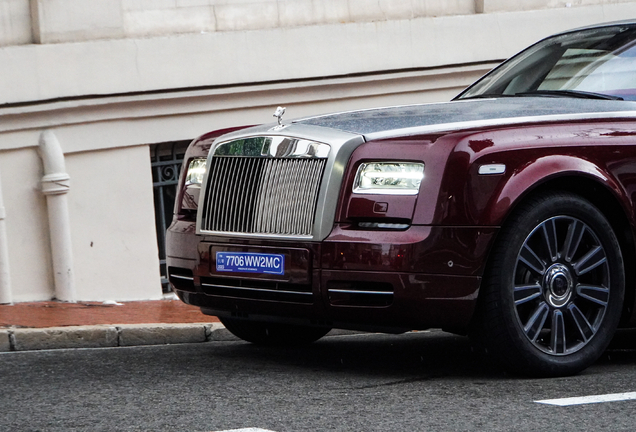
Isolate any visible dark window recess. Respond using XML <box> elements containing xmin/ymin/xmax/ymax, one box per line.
<box><xmin>151</xmin><ymin>140</ymin><xmax>191</xmax><ymax>293</ymax></box>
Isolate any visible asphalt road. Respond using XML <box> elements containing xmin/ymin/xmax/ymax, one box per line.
<box><xmin>2</xmin><ymin>329</ymin><xmax>636</xmax><ymax>431</ymax></box>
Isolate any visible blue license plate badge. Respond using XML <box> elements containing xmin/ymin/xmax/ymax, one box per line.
<box><xmin>216</xmin><ymin>252</ymin><xmax>285</xmax><ymax>275</ymax></box>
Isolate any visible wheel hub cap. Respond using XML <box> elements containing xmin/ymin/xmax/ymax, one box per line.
<box><xmin>544</xmin><ymin>263</ymin><xmax>573</xmax><ymax>307</ymax></box>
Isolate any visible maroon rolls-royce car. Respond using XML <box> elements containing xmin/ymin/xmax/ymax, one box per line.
<box><xmin>167</xmin><ymin>21</ymin><xmax>636</xmax><ymax>376</ymax></box>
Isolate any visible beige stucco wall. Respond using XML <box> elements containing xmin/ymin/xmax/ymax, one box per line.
<box><xmin>0</xmin><ymin>148</ymin><xmax>54</xmax><ymax>302</ymax></box>
<box><xmin>0</xmin><ymin>141</ymin><xmax>164</xmax><ymax>302</ymax></box>
<box><xmin>0</xmin><ymin>0</ymin><xmax>31</xmax><ymax>46</ymax></box>
<box><xmin>66</xmin><ymin>146</ymin><xmax>162</xmax><ymax>301</ymax></box>
<box><xmin>4</xmin><ymin>0</ymin><xmax>632</xmax><ymax>46</ymax></box>
<box><xmin>121</xmin><ymin>0</ymin><xmax>477</xmax><ymax>38</ymax></box>
<box><xmin>4</xmin><ymin>3</ymin><xmax>636</xmax><ymax>106</ymax></box>
<box><xmin>478</xmin><ymin>0</ymin><xmax>635</xmax><ymax>13</ymax></box>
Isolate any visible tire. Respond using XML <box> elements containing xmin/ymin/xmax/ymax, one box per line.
<box><xmin>219</xmin><ymin>317</ymin><xmax>331</xmax><ymax>346</ymax></box>
<box><xmin>472</xmin><ymin>192</ymin><xmax>624</xmax><ymax>377</ymax></box>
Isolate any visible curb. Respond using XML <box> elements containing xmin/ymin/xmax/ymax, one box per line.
<box><xmin>0</xmin><ymin>323</ymin><xmax>238</xmax><ymax>352</ymax></box>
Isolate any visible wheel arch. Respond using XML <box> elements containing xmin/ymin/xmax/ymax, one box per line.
<box><xmin>490</xmin><ymin>174</ymin><xmax>636</xmax><ymax>327</ymax></box>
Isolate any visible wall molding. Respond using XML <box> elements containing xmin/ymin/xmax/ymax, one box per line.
<box><xmin>0</xmin><ymin>62</ymin><xmax>497</xmax><ymax>153</ymax></box>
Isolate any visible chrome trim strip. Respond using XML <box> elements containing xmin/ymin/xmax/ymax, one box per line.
<box><xmin>352</xmin><ymin>189</ymin><xmax>419</xmax><ymax>195</ymax></box>
<box><xmin>213</xmin><ymin>135</ymin><xmax>330</xmax><ymax>158</ymax></box>
<box><xmin>328</xmin><ymin>289</ymin><xmax>394</xmax><ymax>295</ymax></box>
<box><xmin>169</xmin><ymin>274</ymin><xmax>194</xmax><ymax>281</ymax></box>
<box><xmin>205</xmin><ymin>232</ymin><xmax>313</xmax><ymax>240</ymax></box>
<box><xmin>200</xmin><ymin>283</ymin><xmax>312</xmax><ymax>296</ymax></box>
<box><xmin>363</xmin><ymin>110</ymin><xmax>636</xmax><ymax>141</ymax></box>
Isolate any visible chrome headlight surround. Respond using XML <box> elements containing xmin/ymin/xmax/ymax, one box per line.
<box><xmin>353</xmin><ymin>162</ymin><xmax>425</xmax><ymax>195</ymax></box>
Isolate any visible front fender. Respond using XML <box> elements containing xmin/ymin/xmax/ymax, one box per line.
<box><xmin>479</xmin><ymin>154</ymin><xmax>625</xmax><ymax>226</ymax></box>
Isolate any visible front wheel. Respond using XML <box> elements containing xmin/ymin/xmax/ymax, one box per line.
<box><xmin>472</xmin><ymin>192</ymin><xmax>624</xmax><ymax>377</ymax></box>
<box><xmin>219</xmin><ymin>317</ymin><xmax>331</xmax><ymax>346</ymax></box>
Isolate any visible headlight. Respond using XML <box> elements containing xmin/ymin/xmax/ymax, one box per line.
<box><xmin>185</xmin><ymin>158</ymin><xmax>207</xmax><ymax>186</ymax></box>
<box><xmin>353</xmin><ymin>162</ymin><xmax>424</xmax><ymax>195</ymax></box>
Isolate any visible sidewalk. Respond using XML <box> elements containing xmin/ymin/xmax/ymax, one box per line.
<box><xmin>0</xmin><ymin>297</ymin><xmax>238</xmax><ymax>352</ymax></box>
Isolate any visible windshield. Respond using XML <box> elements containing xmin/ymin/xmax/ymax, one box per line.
<box><xmin>457</xmin><ymin>25</ymin><xmax>636</xmax><ymax>101</ymax></box>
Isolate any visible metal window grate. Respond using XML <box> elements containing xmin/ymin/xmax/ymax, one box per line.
<box><xmin>151</xmin><ymin>140</ymin><xmax>190</xmax><ymax>293</ymax></box>
<box><xmin>201</xmin><ymin>156</ymin><xmax>327</xmax><ymax>236</ymax></box>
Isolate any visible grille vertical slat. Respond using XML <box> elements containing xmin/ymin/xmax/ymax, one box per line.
<box><xmin>286</xmin><ymin>160</ymin><xmax>301</xmax><ymax>234</ymax></box>
<box><xmin>232</xmin><ymin>158</ymin><xmax>244</xmax><ymax>232</ymax></box>
<box><xmin>287</xmin><ymin>160</ymin><xmax>305</xmax><ymax>234</ymax></box>
<box><xmin>238</xmin><ymin>158</ymin><xmax>256</xmax><ymax>233</ymax></box>
<box><xmin>282</xmin><ymin>161</ymin><xmax>295</xmax><ymax>235</ymax></box>
<box><xmin>227</xmin><ymin>158</ymin><xmax>238</xmax><ymax>230</ymax></box>
<box><xmin>216</xmin><ymin>158</ymin><xmax>228</xmax><ymax>228</ymax></box>
<box><xmin>258</xmin><ymin>159</ymin><xmax>273</xmax><ymax>234</ymax></box>
<box><xmin>303</xmin><ymin>161</ymin><xmax>323</xmax><ymax>234</ymax></box>
<box><xmin>222</xmin><ymin>157</ymin><xmax>234</xmax><ymax>232</ymax></box>
<box><xmin>277</xmin><ymin>160</ymin><xmax>293</xmax><ymax>234</ymax></box>
<box><xmin>270</xmin><ymin>159</ymin><xmax>285</xmax><ymax>233</ymax></box>
<box><xmin>229</xmin><ymin>157</ymin><xmax>243</xmax><ymax>231</ymax></box>
<box><xmin>211</xmin><ymin>158</ymin><xmax>224</xmax><ymax>228</ymax></box>
<box><xmin>201</xmin><ymin>155</ymin><xmax>327</xmax><ymax>236</ymax></box>
<box><xmin>261</xmin><ymin>159</ymin><xmax>276</xmax><ymax>234</ymax></box>
<box><xmin>232</xmin><ymin>158</ymin><xmax>249</xmax><ymax>231</ymax></box>
<box><xmin>304</xmin><ymin>160</ymin><xmax>319</xmax><ymax>234</ymax></box>
<box><xmin>215</xmin><ymin>158</ymin><xmax>235</xmax><ymax>231</ymax></box>
<box><xmin>257</xmin><ymin>159</ymin><xmax>275</xmax><ymax>234</ymax></box>
<box><xmin>202</xmin><ymin>155</ymin><xmax>219</xmax><ymax>229</ymax></box>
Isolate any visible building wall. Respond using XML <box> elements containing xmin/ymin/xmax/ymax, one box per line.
<box><xmin>1</xmin><ymin>1</ymin><xmax>636</xmax><ymax>302</ymax></box>
<box><xmin>0</xmin><ymin>148</ymin><xmax>53</xmax><ymax>302</ymax></box>
<box><xmin>4</xmin><ymin>3</ymin><xmax>636</xmax><ymax>105</ymax></box>
<box><xmin>66</xmin><ymin>146</ymin><xmax>161</xmax><ymax>301</ymax></box>
<box><xmin>0</xmin><ymin>0</ymin><xmax>31</xmax><ymax>46</ymax></box>
<box><xmin>3</xmin><ymin>0</ymin><xmax>632</xmax><ymax>47</ymax></box>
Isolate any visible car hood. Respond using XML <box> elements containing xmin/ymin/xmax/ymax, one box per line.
<box><xmin>294</xmin><ymin>97</ymin><xmax>636</xmax><ymax>140</ymax></box>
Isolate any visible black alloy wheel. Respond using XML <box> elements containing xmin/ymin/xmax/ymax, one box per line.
<box><xmin>473</xmin><ymin>192</ymin><xmax>624</xmax><ymax>377</ymax></box>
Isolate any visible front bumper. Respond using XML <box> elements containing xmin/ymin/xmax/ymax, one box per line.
<box><xmin>166</xmin><ymin>221</ymin><xmax>496</xmax><ymax>332</ymax></box>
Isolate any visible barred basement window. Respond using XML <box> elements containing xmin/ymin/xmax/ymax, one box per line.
<box><xmin>150</xmin><ymin>140</ymin><xmax>190</xmax><ymax>293</ymax></box>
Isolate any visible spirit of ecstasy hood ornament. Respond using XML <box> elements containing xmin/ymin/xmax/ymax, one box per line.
<box><xmin>273</xmin><ymin>106</ymin><xmax>286</xmax><ymax>126</ymax></box>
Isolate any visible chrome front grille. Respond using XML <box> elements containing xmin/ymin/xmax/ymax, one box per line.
<box><xmin>199</xmin><ymin>136</ymin><xmax>330</xmax><ymax>237</ymax></box>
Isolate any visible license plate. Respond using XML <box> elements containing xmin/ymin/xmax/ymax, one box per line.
<box><xmin>216</xmin><ymin>252</ymin><xmax>285</xmax><ymax>275</ymax></box>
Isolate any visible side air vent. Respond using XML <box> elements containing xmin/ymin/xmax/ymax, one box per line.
<box><xmin>327</xmin><ymin>281</ymin><xmax>394</xmax><ymax>307</ymax></box>
<box><xmin>168</xmin><ymin>267</ymin><xmax>195</xmax><ymax>292</ymax></box>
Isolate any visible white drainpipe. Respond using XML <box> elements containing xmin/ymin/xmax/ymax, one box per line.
<box><xmin>0</xmin><ymin>167</ymin><xmax>12</xmax><ymax>304</ymax></box>
<box><xmin>39</xmin><ymin>130</ymin><xmax>77</xmax><ymax>302</ymax></box>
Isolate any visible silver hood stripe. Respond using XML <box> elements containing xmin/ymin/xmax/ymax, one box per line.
<box><xmin>363</xmin><ymin>110</ymin><xmax>636</xmax><ymax>141</ymax></box>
